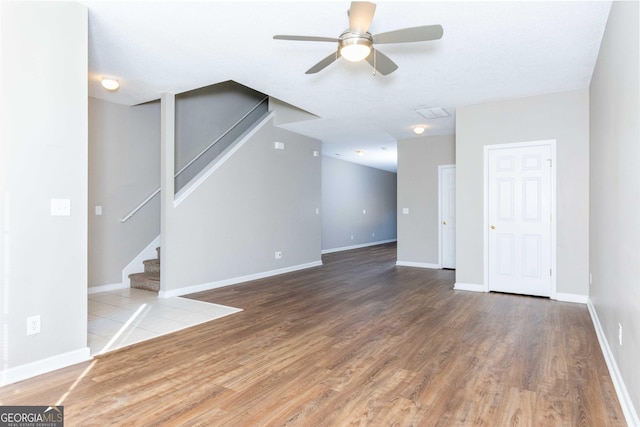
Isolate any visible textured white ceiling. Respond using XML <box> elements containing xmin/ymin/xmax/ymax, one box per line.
<box><xmin>84</xmin><ymin>1</ymin><xmax>611</xmax><ymax>172</ymax></box>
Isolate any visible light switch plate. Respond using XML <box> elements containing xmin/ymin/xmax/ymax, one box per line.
<box><xmin>402</xmin><ymin>208</ymin><xmax>409</xmax><ymax>215</ymax></box>
<box><xmin>51</xmin><ymin>198</ymin><xmax>71</xmax><ymax>216</ymax></box>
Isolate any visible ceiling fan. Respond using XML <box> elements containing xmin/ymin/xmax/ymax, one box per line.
<box><xmin>273</xmin><ymin>1</ymin><xmax>443</xmax><ymax>76</ymax></box>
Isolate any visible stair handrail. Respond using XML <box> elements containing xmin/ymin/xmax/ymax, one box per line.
<box><xmin>174</xmin><ymin>96</ymin><xmax>269</xmax><ymax>179</ymax></box>
<box><xmin>120</xmin><ymin>95</ymin><xmax>269</xmax><ymax>223</ymax></box>
<box><xmin>120</xmin><ymin>187</ymin><xmax>161</xmax><ymax>223</ymax></box>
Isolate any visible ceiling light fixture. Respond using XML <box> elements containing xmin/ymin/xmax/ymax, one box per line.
<box><xmin>101</xmin><ymin>77</ymin><xmax>120</xmax><ymax>91</ymax></box>
<box><xmin>355</xmin><ymin>150</ymin><xmax>365</xmax><ymax>157</ymax></box>
<box><xmin>339</xmin><ymin>33</ymin><xmax>373</xmax><ymax>62</ymax></box>
<box><xmin>413</xmin><ymin>126</ymin><xmax>426</xmax><ymax>135</ymax></box>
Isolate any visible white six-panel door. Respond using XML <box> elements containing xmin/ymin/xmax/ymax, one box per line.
<box><xmin>486</xmin><ymin>142</ymin><xmax>554</xmax><ymax>297</ymax></box>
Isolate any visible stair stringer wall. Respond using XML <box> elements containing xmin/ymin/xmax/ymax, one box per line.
<box><xmin>173</xmin><ymin>112</ymin><xmax>272</xmax><ymax>206</ymax></box>
<box><xmin>161</xmin><ymin>112</ymin><xmax>322</xmax><ymax>296</ymax></box>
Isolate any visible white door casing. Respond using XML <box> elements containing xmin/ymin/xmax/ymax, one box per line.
<box><xmin>484</xmin><ymin>141</ymin><xmax>556</xmax><ymax>297</ymax></box>
<box><xmin>439</xmin><ymin>165</ymin><xmax>456</xmax><ymax>269</ymax></box>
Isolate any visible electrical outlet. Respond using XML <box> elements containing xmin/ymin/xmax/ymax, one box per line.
<box><xmin>372</xmin><ymin>232</ymin><xmax>375</xmax><ymax>237</ymax></box>
<box><xmin>350</xmin><ymin>235</ymin><xmax>354</xmax><ymax>240</ymax></box>
<box><xmin>27</xmin><ymin>315</ymin><xmax>41</xmax><ymax>335</ymax></box>
<box><xmin>275</xmin><ymin>251</ymin><xmax>282</xmax><ymax>260</ymax></box>
<box><xmin>618</xmin><ymin>323</ymin><xmax>622</xmax><ymax>346</ymax></box>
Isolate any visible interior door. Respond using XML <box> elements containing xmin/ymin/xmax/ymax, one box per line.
<box><xmin>439</xmin><ymin>165</ymin><xmax>456</xmax><ymax>269</ymax></box>
<box><xmin>487</xmin><ymin>144</ymin><xmax>552</xmax><ymax>297</ymax></box>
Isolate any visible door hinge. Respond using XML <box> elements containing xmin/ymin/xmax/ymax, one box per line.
<box><xmin>550</xmin><ymin>268</ymin><xmax>552</xmax><ymax>277</ymax></box>
<box><xmin>547</xmin><ymin>158</ymin><xmax>552</xmax><ymax>167</ymax></box>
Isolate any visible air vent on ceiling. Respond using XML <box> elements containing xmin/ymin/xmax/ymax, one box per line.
<box><xmin>416</xmin><ymin>107</ymin><xmax>451</xmax><ymax>119</ymax></box>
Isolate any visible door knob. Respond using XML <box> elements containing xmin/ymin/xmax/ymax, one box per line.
<box><xmin>490</xmin><ymin>225</ymin><xmax>496</xmax><ymax>230</ymax></box>
<box><xmin>442</xmin><ymin>221</ymin><xmax>447</xmax><ymax>225</ymax></box>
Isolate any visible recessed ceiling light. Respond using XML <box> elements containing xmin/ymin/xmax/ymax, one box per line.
<box><xmin>355</xmin><ymin>150</ymin><xmax>365</xmax><ymax>157</ymax></box>
<box><xmin>101</xmin><ymin>77</ymin><xmax>120</xmax><ymax>91</ymax></box>
<box><xmin>413</xmin><ymin>126</ymin><xmax>426</xmax><ymax>135</ymax></box>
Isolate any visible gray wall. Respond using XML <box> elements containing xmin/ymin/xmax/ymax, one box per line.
<box><xmin>590</xmin><ymin>0</ymin><xmax>640</xmax><ymax>418</ymax></box>
<box><xmin>175</xmin><ymin>81</ymin><xmax>264</xmax><ymax>171</ymax></box>
<box><xmin>163</xmin><ymin>112</ymin><xmax>322</xmax><ymax>292</ymax></box>
<box><xmin>456</xmin><ymin>89</ymin><xmax>589</xmax><ymax>296</ymax></box>
<box><xmin>0</xmin><ymin>2</ymin><xmax>89</xmax><ymax>375</ymax></box>
<box><xmin>88</xmin><ymin>98</ymin><xmax>161</xmax><ymax>288</ymax></box>
<box><xmin>397</xmin><ymin>134</ymin><xmax>455</xmax><ymax>265</ymax></box>
<box><xmin>321</xmin><ymin>157</ymin><xmax>397</xmax><ymax>251</ymax></box>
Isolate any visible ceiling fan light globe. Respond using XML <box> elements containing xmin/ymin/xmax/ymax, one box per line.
<box><xmin>341</xmin><ymin>44</ymin><xmax>371</xmax><ymax>62</ymax></box>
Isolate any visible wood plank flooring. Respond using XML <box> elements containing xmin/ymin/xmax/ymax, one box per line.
<box><xmin>0</xmin><ymin>243</ymin><xmax>625</xmax><ymax>426</ymax></box>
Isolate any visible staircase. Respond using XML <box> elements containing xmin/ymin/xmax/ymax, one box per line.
<box><xmin>129</xmin><ymin>247</ymin><xmax>160</xmax><ymax>292</ymax></box>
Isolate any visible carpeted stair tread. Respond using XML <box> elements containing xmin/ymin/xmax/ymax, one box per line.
<box><xmin>130</xmin><ymin>271</ymin><xmax>159</xmax><ymax>280</ymax></box>
<box><xmin>129</xmin><ymin>247</ymin><xmax>161</xmax><ymax>293</ymax></box>
<box><xmin>143</xmin><ymin>258</ymin><xmax>160</xmax><ymax>274</ymax></box>
<box><xmin>129</xmin><ymin>271</ymin><xmax>160</xmax><ymax>292</ymax></box>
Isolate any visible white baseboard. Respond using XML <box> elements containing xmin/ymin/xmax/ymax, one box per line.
<box><xmin>454</xmin><ymin>282</ymin><xmax>485</xmax><ymax>292</ymax></box>
<box><xmin>554</xmin><ymin>292</ymin><xmax>588</xmax><ymax>304</ymax></box>
<box><xmin>88</xmin><ymin>282</ymin><xmax>128</xmax><ymax>295</ymax></box>
<box><xmin>395</xmin><ymin>261</ymin><xmax>440</xmax><ymax>269</ymax></box>
<box><xmin>159</xmin><ymin>260</ymin><xmax>323</xmax><ymax>298</ymax></box>
<box><xmin>0</xmin><ymin>347</ymin><xmax>91</xmax><ymax>387</ymax></box>
<box><xmin>321</xmin><ymin>239</ymin><xmax>397</xmax><ymax>254</ymax></box>
<box><xmin>122</xmin><ymin>235</ymin><xmax>161</xmax><ymax>287</ymax></box>
<box><xmin>587</xmin><ymin>298</ymin><xmax>640</xmax><ymax>427</ymax></box>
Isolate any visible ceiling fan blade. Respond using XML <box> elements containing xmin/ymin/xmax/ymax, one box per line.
<box><xmin>306</xmin><ymin>51</ymin><xmax>341</xmax><ymax>74</ymax></box>
<box><xmin>349</xmin><ymin>2</ymin><xmax>376</xmax><ymax>33</ymax></box>
<box><xmin>373</xmin><ymin>25</ymin><xmax>444</xmax><ymax>44</ymax></box>
<box><xmin>274</xmin><ymin>35</ymin><xmax>340</xmax><ymax>43</ymax></box>
<box><xmin>366</xmin><ymin>49</ymin><xmax>398</xmax><ymax>75</ymax></box>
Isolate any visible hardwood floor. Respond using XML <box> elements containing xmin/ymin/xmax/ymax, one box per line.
<box><xmin>0</xmin><ymin>243</ymin><xmax>625</xmax><ymax>426</ymax></box>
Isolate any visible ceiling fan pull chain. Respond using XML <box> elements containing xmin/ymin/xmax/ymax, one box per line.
<box><xmin>373</xmin><ymin>49</ymin><xmax>377</xmax><ymax>76</ymax></box>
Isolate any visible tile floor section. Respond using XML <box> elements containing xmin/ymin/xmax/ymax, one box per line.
<box><xmin>88</xmin><ymin>288</ymin><xmax>242</xmax><ymax>356</ymax></box>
